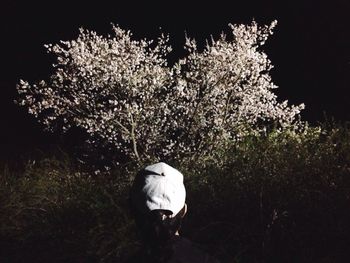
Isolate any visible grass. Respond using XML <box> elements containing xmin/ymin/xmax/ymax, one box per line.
<box><xmin>1</xmin><ymin>122</ymin><xmax>350</xmax><ymax>262</ymax></box>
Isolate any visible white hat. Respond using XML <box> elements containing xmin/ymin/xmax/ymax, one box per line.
<box><xmin>130</xmin><ymin>162</ymin><xmax>186</xmax><ymax>216</ymax></box>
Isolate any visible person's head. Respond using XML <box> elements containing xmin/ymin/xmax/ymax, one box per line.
<box><xmin>129</xmin><ymin>162</ymin><xmax>187</xmax><ymax>247</ymax></box>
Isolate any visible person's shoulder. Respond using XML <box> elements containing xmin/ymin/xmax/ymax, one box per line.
<box><xmin>171</xmin><ymin>236</ymin><xmax>220</xmax><ymax>263</ymax></box>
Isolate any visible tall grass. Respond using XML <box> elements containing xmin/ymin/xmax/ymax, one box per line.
<box><xmin>1</xmin><ymin>123</ymin><xmax>350</xmax><ymax>262</ymax></box>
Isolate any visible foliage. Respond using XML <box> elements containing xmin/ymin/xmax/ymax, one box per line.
<box><xmin>184</xmin><ymin>123</ymin><xmax>350</xmax><ymax>262</ymax></box>
<box><xmin>1</xmin><ymin>123</ymin><xmax>350</xmax><ymax>262</ymax></box>
<box><xmin>0</xmin><ymin>154</ymin><xmax>135</xmax><ymax>262</ymax></box>
<box><xmin>16</xmin><ymin>21</ymin><xmax>304</xmax><ymax>166</ymax></box>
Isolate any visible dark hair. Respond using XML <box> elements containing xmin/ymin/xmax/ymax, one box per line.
<box><xmin>132</xmin><ymin>206</ymin><xmax>186</xmax><ymax>262</ymax></box>
<box><xmin>139</xmin><ymin>207</ymin><xmax>185</xmax><ymax>243</ymax></box>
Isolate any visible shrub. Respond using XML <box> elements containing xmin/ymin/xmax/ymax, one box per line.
<box><xmin>2</xmin><ymin>123</ymin><xmax>349</xmax><ymax>262</ymax></box>
<box><xmin>183</xmin><ymin>123</ymin><xmax>350</xmax><ymax>262</ymax></box>
<box><xmin>0</xmin><ymin>154</ymin><xmax>136</xmax><ymax>262</ymax></box>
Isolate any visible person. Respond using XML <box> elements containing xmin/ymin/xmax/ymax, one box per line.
<box><xmin>128</xmin><ymin>162</ymin><xmax>219</xmax><ymax>263</ymax></box>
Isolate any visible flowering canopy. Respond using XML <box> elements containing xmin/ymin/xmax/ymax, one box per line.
<box><xmin>16</xmin><ymin>21</ymin><xmax>304</xmax><ymax>165</ymax></box>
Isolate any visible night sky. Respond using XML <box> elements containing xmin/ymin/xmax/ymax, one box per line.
<box><xmin>1</xmin><ymin>0</ymin><xmax>350</xmax><ymax>159</ymax></box>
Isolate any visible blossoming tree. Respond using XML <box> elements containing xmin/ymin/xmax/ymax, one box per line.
<box><xmin>16</xmin><ymin>21</ymin><xmax>304</xmax><ymax>166</ymax></box>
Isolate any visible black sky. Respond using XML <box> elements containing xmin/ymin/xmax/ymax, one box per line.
<box><xmin>1</xmin><ymin>0</ymin><xmax>350</xmax><ymax>158</ymax></box>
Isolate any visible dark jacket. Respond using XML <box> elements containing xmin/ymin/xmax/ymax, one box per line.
<box><xmin>127</xmin><ymin>236</ymin><xmax>219</xmax><ymax>263</ymax></box>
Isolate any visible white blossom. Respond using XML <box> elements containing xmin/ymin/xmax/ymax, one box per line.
<box><xmin>16</xmin><ymin>21</ymin><xmax>304</xmax><ymax>165</ymax></box>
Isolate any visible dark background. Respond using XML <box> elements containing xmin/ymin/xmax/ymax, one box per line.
<box><xmin>1</xmin><ymin>0</ymin><xmax>350</xmax><ymax>159</ymax></box>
